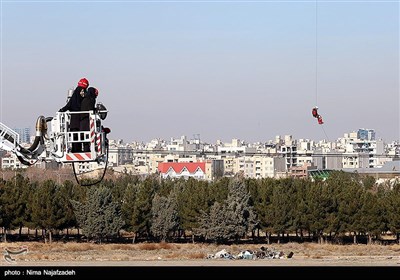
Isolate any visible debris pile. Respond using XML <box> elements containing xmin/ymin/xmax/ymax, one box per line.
<box><xmin>206</xmin><ymin>246</ymin><xmax>294</xmax><ymax>260</ymax></box>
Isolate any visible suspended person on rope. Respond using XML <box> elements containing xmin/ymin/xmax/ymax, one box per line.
<box><xmin>312</xmin><ymin>106</ymin><xmax>319</xmax><ymax>118</ymax></box>
<box><xmin>317</xmin><ymin>115</ymin><xmax>324</xmax><ymax>125</ymax></box>
<box><xmin>59</xmin><ymin>77</ymin><xmax>89</xmax><ymax>152</ymax></box>
<box><xmin>311</xmin><ymin>106</ymin><xmax>324</xmax><ymax>125</ymax></box>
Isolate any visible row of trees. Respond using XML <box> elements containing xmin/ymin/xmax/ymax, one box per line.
<box><xmin>0</xmin><ymin>170</ymin><xmax>399</xmax><ymax>244</ymax></box>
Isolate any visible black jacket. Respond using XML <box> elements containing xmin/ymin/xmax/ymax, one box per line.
<box><xmin>59</xmin><ymin>86</ymin><xmax>85</xmax><ymax>112</ymax></box>
<box><xmin>59</xmin><ymin>86</ymin><xmax>85</xmax><ymax>130</ymax></box>
<box><xmin>81</xmin><ymin>89</ymin><xmax>97</xmax><ymax>113</ymax></box>
<box><xmin>80</xmin><ymin>88</ymin><xmax>98</xmax><ymax>131</ymax></box>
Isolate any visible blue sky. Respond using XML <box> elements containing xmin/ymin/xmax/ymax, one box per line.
<box><xmin>0</xmin><ymin>0</ymin><xmax>399</xmax><ymax>144</ymax></box>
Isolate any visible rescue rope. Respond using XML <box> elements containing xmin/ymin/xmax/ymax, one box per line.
<box><xmin>72</xmin><ymin>143</ymin><xmax>109</xmax><ymax>187</ymax></box>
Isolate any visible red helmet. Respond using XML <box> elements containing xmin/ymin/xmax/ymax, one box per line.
<box><xmin>77</xmin><ymin>78</ymin><xmax>89</xmax><ymax>89</ymax></box>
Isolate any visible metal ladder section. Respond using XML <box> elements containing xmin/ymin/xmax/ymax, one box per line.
<box><xmin>0</xmin><ymin>122</ymin><xmax>20</xmax><ymax>152</ymax></box>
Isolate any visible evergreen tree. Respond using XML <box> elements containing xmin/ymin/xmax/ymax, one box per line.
<box><xmin>306</xmin><ymin>181</ymin><xmax>330</xmax><ymax>243</ymax></box>
<box><xmin>355</xmin><ymin>191</ymin><xmax>385</xmax><ymax>244</ymax></box>
<box><xmin>111</xmin><ymin>173</ymin><xmax>139</xmax><ymax>204</ymax></box>
<box><xmin>321</xmin><ymin>179</ymin><xmax>341</xmax><ymax>243</ymax></box>
<box><xmin>328</xmin><ymin>171</ymin><xmax>364</xmax><ymax>243</ymax></box>
<box><xmin>0</xmin><ymin>178</ymin><xmax>5</xmax><ymax>240</ymax></box>
<box><xmin>225</xmin><ymin>177</ymin><xmax>258</xmax><ymax>239</ymax></box>
<box><xmin>121</xmin><ymin>183</ymin><xmax>138</xmax><ymax>234</ymax></box>
<box><xmin>176</xmin><ymin>179</ymin><xmax>210</xmax><ymax>240</ymax></box>
<box><xmin>29</xmin><ymin>179</ymin><xmax>65</xmax><ymax>243</ymax></box>
<box><xmin>195</xmin><ymin>201</ymin><xmax>230</xmax><ymax>243</ymax></box>
<box><xmin>383</xmin><ymin>183</ymin><xmax>400</xmax><ymax>242</ymax></box>
<box><xmin>292</xmin><ymin>178</ymin><xmax>312</xmax><ymax>241</ymax></box>
<box><xmin>252</xmin><ymin>178</ymin><xmax>275</xmax><ymax>243</ymax></box>
<box><xmin>269</xmin><ymin>178</ymin><xmax>294</xmax><ymax>241</ymax></box>
<box><xmin>71</xmin><ymin>185</ymin><xmax>125</xmax><ymax>243</ymax></box>
<box><xmin>195</xmin><ymin>177</ymin><xmax>258</xmax><ymax>243</ymax></box>
<box><xmin>57</xmin><ymin>181</ymin><xmax>86</xmax><ymax>235</ymax></box>
<box><xmin>0</xmin><ymin>174</ymin><xmax>32</xmax><ymax>238</ymax></box>
<box><xmin>150</xmin><ymin>190</ymin><xmax>179</xmax><ymax>241</ymax></box>
<box><xmin>129</xmin><ymin>180</ymin><xmax>156</xmax><ymax>240</ymax></box>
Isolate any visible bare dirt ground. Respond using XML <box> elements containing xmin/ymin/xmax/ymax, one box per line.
<box><xmin>1</xmin><ymin>241</ymin><xmax>400</xmax><ymax>267</ymax></box>
<box><xmin>1</xmin><ymin>242</ymin><xmax>400</xmax><ymax>278</ymax></box>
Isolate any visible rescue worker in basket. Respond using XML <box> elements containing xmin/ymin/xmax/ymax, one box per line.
<box><xmin>59</xmin><ymin>77</ymin><xmax>89</xmax><ymax>152</ymax></box>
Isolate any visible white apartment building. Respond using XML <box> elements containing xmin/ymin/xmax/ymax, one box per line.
<box><xmin>1</xmin><ymin>152</ymin><xmax>27</xmax><ymax>169</ymax></box>
<box><xmin>252</xmin><ymin>155</ymin><xmax>286</xmax><ymax>178</ymax></box>
<box><xmin>167</xmin><ymin>135</ymin><xmax>198</xmax><ymax>152</ymax></box>
<box><xmin>230</xmin><ymin>155</ymin><xmax>286</xmax><ymax>179</ymax></box>
<box><xmin>217</xmin><ymin>138</ymin><xmax>257</xmax><ymax>155</ymax></box>
<box><xmin>338</xmin><ymin>129</ymin><xmax>386</xmax><ymax>169</ymax></box>
<box><xmin>107</xmin><ymin>143</ymin><xmax>133</xmax><ymax>167</ymax></box>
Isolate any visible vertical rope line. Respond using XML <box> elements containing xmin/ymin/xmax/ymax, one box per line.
<box><xmin>315</xmin><ymin>0</ymin><xmax>328</xmax><ymax>142</ymax></box>
<box><xmin>398</xmin><ymin>0</ymin><xmax>400</xmax><ymax>142</ymax></box>
<box><xmin>321</xmin><ymin>123</ymin><xmax>329</xmax><ymax>142</ymax></box>
<box><xmin>315</xmin><ymin>0</ymin><xmax>318</xmax><ymax>107</ymax></box>
<box><xmin>0</xmin><ymin>0</ymin><xmax>3</xmax><ymax>123</ymax></box>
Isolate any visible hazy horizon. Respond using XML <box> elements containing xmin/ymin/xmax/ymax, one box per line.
<box><xmin>1</xmin><ymin>1</ymin><xmax>399</xmax><ymax>144</ymax></box>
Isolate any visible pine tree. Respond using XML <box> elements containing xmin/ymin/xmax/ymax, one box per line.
<box><xmin>29</xmin><ymin>180</ymin><xmax>65</xmax><ymax>243</ymax></box>
<box><xmin>150</xmin><ymin>191</ymin><xmax>179</xmax><ymax>242</ymax></box>
<box><xmin>195</xmin><ymin>178</ymin><xmax>258</xmax><ymax>243</ymax></box>
<box><xmin>71</xmin><ymin>185</ymin><xmax>125</xmax><ymax>243</ymax></box>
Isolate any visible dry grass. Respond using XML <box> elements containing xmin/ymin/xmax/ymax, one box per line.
<box><xmin>1</xmin><ymin>241</ymin><xmax>400</xmax><ymax>264</ymax></box>
<box><xmin>138</xmin><ymin>241</ymin><xmax>177</xmax><ymax>251</ymax></box>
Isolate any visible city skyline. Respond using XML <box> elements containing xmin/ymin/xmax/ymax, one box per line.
<box><xmin>10</xmin><ymin>124</ymin><xmax>394</xmax><ymax>145</ymax></box>
<box><xmin>0</xmin><ymin>1</ymin><xmax>399</xmax><ymax>144</ymax></box>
